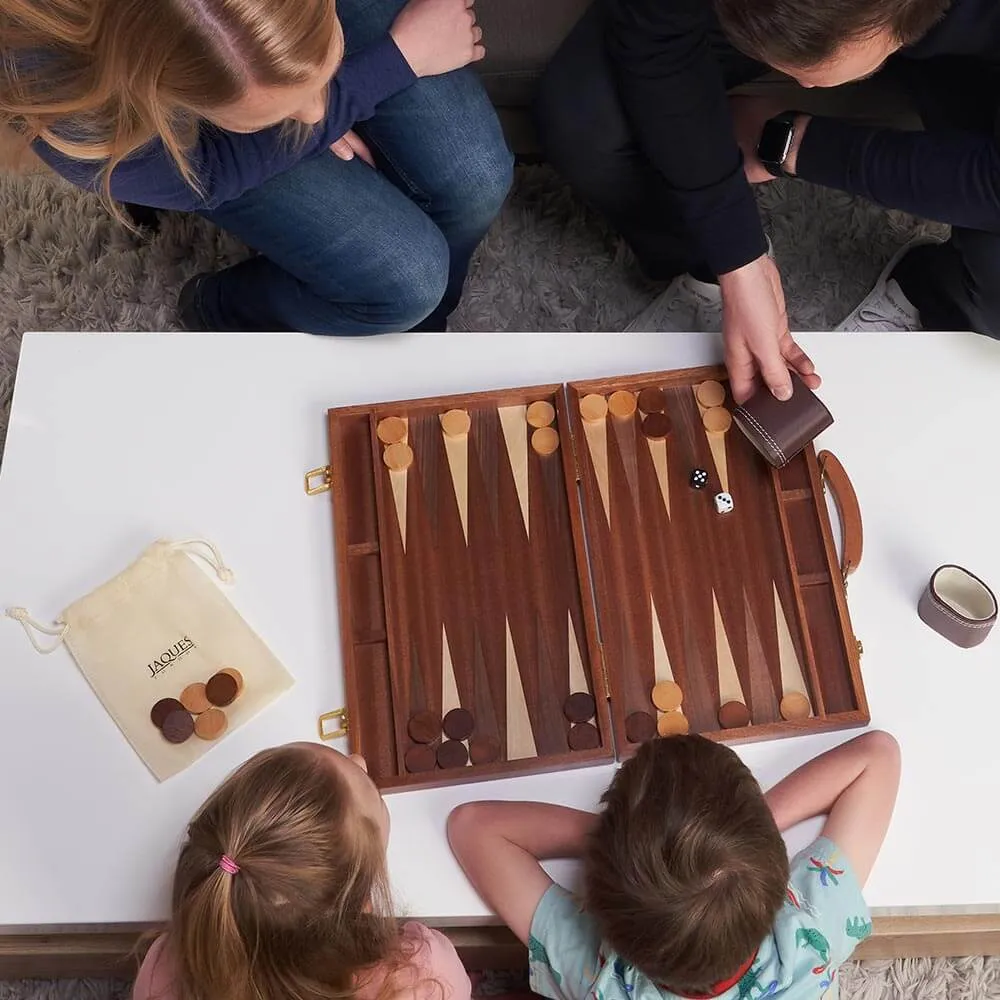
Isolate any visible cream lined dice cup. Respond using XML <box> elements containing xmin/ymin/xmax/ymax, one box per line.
<box><xmin>918</xmin><ymin>565</ymin><xmax>997</xmax><ymax>648</ymax></box>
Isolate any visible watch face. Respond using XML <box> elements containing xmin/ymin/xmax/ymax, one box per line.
<box><xmin>757</xmin><ymin>119</ymin><xmax>794</xmax><ymax>166</ymax></box>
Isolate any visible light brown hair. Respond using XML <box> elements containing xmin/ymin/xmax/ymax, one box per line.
<box><xmin>583</xmin><ymin>735</ymin><xmax>788</xmax><ymax>994</ymax></box>
<box><xmin>0</xmin><ymin>0</ymin><xmax>342</xmax><ymax>209</ymax></box>
<box><xmin>163</xmin><ymin>744</ymin><xmax>408</xmax><ymax>1000</ymax></box>
<box><xmin>713</xmin><ymin>0</ymin><xmax>950</xmax><ymax>67</ymax></box>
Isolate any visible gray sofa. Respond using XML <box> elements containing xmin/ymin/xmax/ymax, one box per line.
<box><xmin>474</xmin><ymin>0</ymin><xmax>919</xmax><ymax>156</ymax></box>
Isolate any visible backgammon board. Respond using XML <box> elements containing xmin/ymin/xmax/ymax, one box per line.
<box><xmin>317</xmin><ymin>365</ymin><xmax>868</xmax><ymax>792</ymax></box>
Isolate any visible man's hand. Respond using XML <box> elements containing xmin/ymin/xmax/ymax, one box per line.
<box><xmin>719</xmin><ymin>253</ymin><xmax>821</xmax><ymax>404</ymax></box>
<box><xmin>330</xmin><ymin>129</ymin><xmax>375</xmax><ymax>168</ymax></box>
<box><xmin>390</xmin><ymin>0</ymin><xmax>485</xmax><ymax>78</ymax></box>
<box><xmin>729</xmin><ymin>95</ymin><xmax>785</xmax><ymax>184</ymax></box>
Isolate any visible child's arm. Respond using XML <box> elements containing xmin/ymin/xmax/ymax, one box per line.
<box><xmin>447</xmin><ymin>802</ymin><xmax>597</xmax><ymax>945</ymax></box>
<box><xmin>764</xmin><ymin>729</ymin><xmax>901</xmax><ymax>885</ymax></box>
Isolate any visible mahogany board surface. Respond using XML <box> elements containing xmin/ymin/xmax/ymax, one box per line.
<box><xmin>566</xmin><ymin>366</ymin><xmax>868</xmax><ymax>754</ymax></box>
<box><xmin>325</xmin><ymin>366</ymin><xmax>869</xmax><ymax>792</ymax></box>
<box><xmin>326</xmin><ymin>386</ymin><xmax>614</xmax><ymax>791</ymax></box>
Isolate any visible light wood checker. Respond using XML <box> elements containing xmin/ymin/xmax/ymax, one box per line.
<box><xmin>327</xmin><ymin>385</ymin><xmax>613</xmax><ymax>791</ymax></box>
<box><xmin>326</xmin><ymin>366</ymin><xmax>868</xmax><ymax>791</ymax></box>
<box><xmin>566</xmin><ymin>366</ymin><xmax>868</xmax><ymax>753</ymax></box>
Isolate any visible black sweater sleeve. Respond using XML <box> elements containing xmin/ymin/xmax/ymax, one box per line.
<box><xmin>796</xmin><ymin>116</ymin><xmax>1000</xmax><ymax>233</ymax></box>
<box><xmin>605</xmin><ymin>0</ymin><xmax>768</xmax><ymax>274</ymax></box>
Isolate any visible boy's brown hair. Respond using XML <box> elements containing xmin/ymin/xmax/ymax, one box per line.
<box><xmin>713</xmin><ymin>0</ymin><xmax>951</xmax><ymax>67</ymax></box>
<box><xmin>583</xmin><ymin>735</ymin><xmax>788</xmax><ymax>994</ymax></box>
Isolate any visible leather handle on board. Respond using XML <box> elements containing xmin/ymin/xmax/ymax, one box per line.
<box><xmin>818</xmin><ymin>450</ymin><xmax>863</xmax><ymax>580</ymax></box>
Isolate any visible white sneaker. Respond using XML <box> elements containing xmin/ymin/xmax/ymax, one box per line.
<box><xmin>626</xmin><ymin>238</ymin><xmax>775</xmax><ymax>333</ymax></box>
<box><xmin>835</xmin><ymin>237</ymin><xmax>942</xmax><ymax>332</ymax></box>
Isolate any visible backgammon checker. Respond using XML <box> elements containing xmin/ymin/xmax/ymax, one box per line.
<box><xmin>918</xmin><ymin>565</ymin><xmax>997</xmax><ymax>648</ymax></box>
<box><xmin>308</xmin><ymin>365</ymin><xmax>868</xmax><ymax>792</ymax></box>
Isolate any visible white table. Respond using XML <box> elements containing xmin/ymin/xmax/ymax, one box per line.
<box><xmin>1</xmin><ymin>331</ymin><xmax>999</xmax><ymax>948</ymax></box>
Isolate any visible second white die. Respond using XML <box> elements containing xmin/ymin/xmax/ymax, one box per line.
<box><xmin>714</xmin><ymin>491</ymin><xmax>734</xmax><ymax>514</ymax></box>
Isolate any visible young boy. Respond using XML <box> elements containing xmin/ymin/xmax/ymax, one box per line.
<box><xmin>448</xmin><ymin>730</ymin><xmax>900</xmax><ymax>1000</ymax></box>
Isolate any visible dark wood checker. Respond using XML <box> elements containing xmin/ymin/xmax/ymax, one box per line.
<box><xmin>565</xmin><ymin>366</ymin><xmax>867</xmax><ymax>752</ymax></box>
<box><xmin>324</xmin><ymin>366</ymin><xmax>868</xmax><ymax>792</ymax></box>
<box><xmin>327</xmin><ymin>386</ymin><xmax>613</xmax><ymax>791</ymax></box>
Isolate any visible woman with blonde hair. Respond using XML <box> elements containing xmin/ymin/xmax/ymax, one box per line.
<box><xmin>2</xmin><ymin>0</ymin><xmax>511</xmax><ymax>332</ymax></box>
<box><xmin>133</xmin><ymin>742</ymin><xmax>470</xmax><ymax>1000</ymax></box>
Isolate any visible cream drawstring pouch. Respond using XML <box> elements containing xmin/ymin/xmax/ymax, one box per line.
<box><xmin>5</xmin><ymin>539</ymin><xmax>294</xmax><ymax>782</ymax></box>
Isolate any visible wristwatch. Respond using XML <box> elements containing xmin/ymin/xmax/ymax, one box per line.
<box><xmin>756</xmin><ymin>112</ymin><xmax>798</xmax><ymax>177</ymax></box>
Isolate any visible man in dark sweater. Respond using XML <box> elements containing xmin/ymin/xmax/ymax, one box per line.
<box><xmin>535</xmin><ymin>0</ymin><xmax>1000</xmax><ymax>403</ymax></box>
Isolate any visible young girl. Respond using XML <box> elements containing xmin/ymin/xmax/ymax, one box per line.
<box><xmin>134</xmin><ymin>742</ymin><xmax>470</xmax><ymax>1000</ymax></box>
<box><xmin>2</xmin><ymin>0</ymin><xmax>511</xmax><ymax>334</ymax></box>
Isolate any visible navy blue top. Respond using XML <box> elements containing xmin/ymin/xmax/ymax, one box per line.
<box><xmin>798</xmin><ymin>0</ymin><xmax>1000</xmax><ymax>233</ymax></box>
<box><xmin>607</xmin><ymin>0</ymin><xmax>1000</xmax><ymax>276</ymax></box>
<box><xmin>30</xmin><ymin>33</ymin><xmax>416</xmax><ymax>212</ymax></box>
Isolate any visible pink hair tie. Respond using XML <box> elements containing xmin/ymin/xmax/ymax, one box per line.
<box><xmin>218</xmin><ymin>855</ymin><xmax>240</xmax><ymax>875</ymax></box>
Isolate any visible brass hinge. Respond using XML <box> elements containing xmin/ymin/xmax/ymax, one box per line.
<box><xmin>318</xmin><ymin>707</ymin><xmax>349</xmax><ymax>740</ymax></box>
<box><xmin>856</xmin><ymin>638</ymin><xmax>864</xmax><ymax>658</ymax></box>
<box><xmin>305</xmin><ymin>465</ymin><xmax>332</xmax><ymax>496</ymax></box>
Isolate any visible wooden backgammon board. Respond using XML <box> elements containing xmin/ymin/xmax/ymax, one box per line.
<box><xmin>315</xmin><ymin>365</ymin><xmax>869</xmax><ymax>792</ymax></box>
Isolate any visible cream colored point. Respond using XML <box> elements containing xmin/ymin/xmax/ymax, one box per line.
<box><xmin>531</xmin><ymin>426</ymin><xmax>560</xmax><ymax>456</ymax></box>
<box><xmin>583</xmin><ymin>417</ymin><xmax>611</xmax><ymax>523</ymax></box>
<box><xmin>702</xmin><ymin>406</ymin><xmax>731</xmax><ymax>495</ymax></box>
<box><xmin>774</xmin><ymin>583</ymin><xmax>812</xmax><ymax>715</ymax></box>
<box><xmin>498</xmin><ymin>405</ymin><xmax>530</xmax><ymax>538</ymax></box>
<box><xmin>651</xmin><ymin>680</ymin><xmax>683</xmax><ymax>712</ymax></box>
<box><xmin>580</xmin><ymin>393</ymin><xmax>609</xmax><ymax>423</ymax></box>
<box><xmin>440</xmin><ymin>408</ymin><xmax>471</xmax><ymax>438</ymax></box>
<box><xmin>382</xmin><ymin>442</ymin><xmax>413</xmax><ymax>472</ymax></box>
<box><xmin>442</xmin><ymin>418</ymin><xmax>470</xmax><ymax>543</ymax></box>
<box><xmin>440</xmin><ymin>624</ymin><xmax>461</xmax><ymax>718</ymax></box>
<box><xmin>526</xmin><ymin>400</ymin><xmax>556</xmax><ymax>428</ymax></box>
<box><xmin>376</xmin><ymin>416</ymin><xmax>408</xmax><ymax>445</ymax></box>
<box><xmin>657</xmin><ymin>711</ymin><xmax>690</xmax><ymax>736</ymax></box>
<box><xmin>567</xmin><ymin>612</ymin><xmax>589</xmax><ymax>702</ymax></box>
<box><xmin>608</xmin><ymin>390</ymin><xmax>637</xmax><ymax>419</ymax></box>
<box><xmin>505</xmin><ymin>617</ymin><xmax>537</xmax><ymax>760</ymax></box>
<box><xmin>651</xmin><ymin>595</ymin><xmax>675</xmax><ymax>684</ymax></box>
<box><xmin>696</xmin><ymin>381</ymin><xmax>727</xmax><ymax>409</ymax></box>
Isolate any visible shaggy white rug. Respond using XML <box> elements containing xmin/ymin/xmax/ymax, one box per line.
<box><xmin>0</xmin><ymin>162</ymin><xmax>947</xmax><ymax>459</ymax></box>
<box><xmin>4</xmin><ymin>958</ymin><xmax>1000</xmax><ymax>1000</ymax></box>
<box><xmin>0</xmin><ymin>164</ymin><xmax>987</xmax><ymax>999</ymax></box>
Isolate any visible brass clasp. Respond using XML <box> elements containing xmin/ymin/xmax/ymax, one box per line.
<box><xmin>318</xmin><ymin>708</ymin><xmax>349</xmax><ymax>741</ymax></box>
<box><xmin>305</xmin><ymin>466</ymin><xmax>331</xmax><ymax>496</ymax></box>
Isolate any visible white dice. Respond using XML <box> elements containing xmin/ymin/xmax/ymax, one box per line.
<box><xmin>714</xmin><ymin>491</ymin><xmax>734</xmax><ymax>514</ymax></box>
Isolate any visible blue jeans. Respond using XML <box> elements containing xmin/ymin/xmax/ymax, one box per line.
<box><xmin>195</xmin><ymin>0</ymin><xmax>513</xmax><ymax>333</ymax></box>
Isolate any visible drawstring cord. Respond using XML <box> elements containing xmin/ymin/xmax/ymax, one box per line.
<box><xmin>4</xmin><ymin>607</ymin><xmax>68</xmax><ymax>654</ymax></box>
<box><xmin>171</xmin><ymin>539</ymin><xmax>235</xmax><ymax>583</ymax></box>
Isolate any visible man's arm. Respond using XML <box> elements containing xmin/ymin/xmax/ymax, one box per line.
<box><xmin>605</xmin><ymin>0</ymin><xmax>767</xmax><ymax>276</ymax></box>
<box><xmin>447</xmin><ymin>802</ymin><xmax>597</xmax><ymax>945</ymax></box>
<box><xmin>790</xmin><ymin>115</ymin><xmax>1000</xmax><ymax>233</ymax></box>
<box><xmin>765</xmin><ymin>730</ymin><xmax>901</xmax><ymax>886</ymax></box>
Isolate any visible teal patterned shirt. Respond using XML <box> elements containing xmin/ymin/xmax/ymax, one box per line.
<box><xmin>528</xmin><ymin>837</ymin><xmax>872</xmax><ymax>1000</ymax></box>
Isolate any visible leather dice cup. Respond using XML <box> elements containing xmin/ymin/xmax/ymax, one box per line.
<box><xmin>732</xmin><ymin>372</ymin><xmax>834</xmax><ymax>468</ymax></box>
<box><xmin>918</xmin><ymin>565</ymin><xmax>997</xmax><ymax>648</ymax></box>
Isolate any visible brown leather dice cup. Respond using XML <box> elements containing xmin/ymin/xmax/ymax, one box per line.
<box><xmin>732</xmin><ymin>372</ymin><xmax>834</xmax><ymax>468</ymax></box>
<box><xmin>918</xmin><ymin>565</ymin><xmax>997</xmax><ymax>648</ymax></box>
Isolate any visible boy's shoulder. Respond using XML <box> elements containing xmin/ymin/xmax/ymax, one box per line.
<box><xmin>526</xmin><ymin>837</ymin><xmax>872</xmax><ymax>1000</ymax></box>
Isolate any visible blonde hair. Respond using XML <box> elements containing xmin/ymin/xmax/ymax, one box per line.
<box><xmin>0</xmin><ymin>0</ymin><xmax>342</xmax><ymax>207</ymax></box>
<box><xmin>164</xmin><ymin>744</ymin><xmax>409</xmax><ymax>1000</ymax></box>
